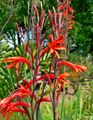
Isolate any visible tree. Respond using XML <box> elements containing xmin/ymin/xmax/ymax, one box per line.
<box><xmin>70</xmin><ymin>0</ymin><xmax>93</xmax><ymax>55</ymax></box>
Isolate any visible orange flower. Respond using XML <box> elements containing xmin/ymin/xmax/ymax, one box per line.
<box><xmin>36</xmin><ymin>97</ymin><xmax>51</xmax><ymax>107</ymax></box>
<box><xmin>56</xmin><ymin>72</ymin><xmax>70</xmax><ymax>102</ymax></box>
<box><xmin>40</xmin><ymin>34</ymin><xmax>66</xmax><ymax>58</ymax></box>
<box><xmin>56</xmin><ymin>72</ymin><xmax>70</xmax><ymax>89</ymax></box>
<box><xmin>1</xmin><ymin>56</ymin><xmax>32</xmax><ymax>70</ymax></box>
<box><xmin>24</xmin><ymin>72</ymin><xmax>69</xmax><ymax>90</ymax></box>
<box><xmin>0</xmin><ymin>84</ymin><xmax>36</xmax><ymax>119</ymax></box>
<box><xmin>57</xmin><ymin>61</ymin><xmax>87</xmax><ymax>74</ymax></box>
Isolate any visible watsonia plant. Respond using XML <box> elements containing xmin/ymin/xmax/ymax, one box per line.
<box><xmin>0</xmin><ymin>0</ymin><xmax>87</xmax><ymax>120</ymax></box>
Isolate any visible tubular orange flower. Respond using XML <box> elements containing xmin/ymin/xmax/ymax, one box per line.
<box><xmin>75</xmin><ymin>64</ymin><xmax>87</xmax><ymax>72</ymax></box>
<box><xmin>0</xmin><ymin>92</ymin><xmax>27</xmax><ymax>110</ymax></box>
<box><xmin>36</xmin><ymin>97</ymin><xmax>51</xmax><ymax>107</ymax></box>
<box><xmin>24</xmin><ymin>74</ymin><xmax>54</xmax><ymax>89</ymax></box>
<box><xmin>1</xmin><ymin>57</ymin><xmax>32</xmax><ymax>69</ymax></box>
<box><xmin>57</xmin><ymin>61</ymin><xmax>87</xmax><ymax>74</ymax></box>
<box><xmin>56</xmin><ymin>73</ymin><xmax>70</xmax><ymax>89</ymax></box>
<box><xmin>19</xmin><ymin>85</ymin><xmax>36</xmax><ymax>100</ymax></box>
<box><xmin>1</xmin><ymin>102</ymin><xmax>32</xmax><ymax>116</ymax></box>
<box><xmin>7</xmin><ymin>102</ymin><xmax>32</xmax><ymax>111</ymax></box>
<box><xmin>57</xmin><ymin>72</ymin><xmax>70</xmax><ymax>81</ymax></box>
<box><xmin>44</xmin><ymin>71</ymin><xmax>53</xmax><ymax>86</ymax></box>
<box><xmin>56</xmin><ymin>73</ymin><xmax>70</xmax><ymax>103</ymax></box>
<box><xmin>40</xmin><ymin>34</ymin><xmax>66</xmax><ymax>58</ymax></box>
<box><xmin>0</xmin><ymin>84</ymin><xmax>36</xmax><ymax>117</ymax></box>
<box><xmin>0</xmin><ymin>96</ymin><xmax>25</xmax><ymax>116</ymax></box>
<box><xmin>24</xmin><ymin>72</ymin><xmax>69</xmax><ymax>89</ymax></box>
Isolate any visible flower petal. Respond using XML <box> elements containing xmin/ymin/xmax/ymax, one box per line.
<box><xmin>2</xmin><ymin>57</ymin><xmax>32</xmax><ymax>69</ymax></box>
<box><xmin>55</xmin><ymin>46</ymin><xmax>66</xmax><ymax>50</ymax></box>
<box><xmin>36</xmin><ymin>97</ymin><xmax>51</xmax><ymax>106</ymax></box>
<box><xmin>57</xmin><ymin>61</ymin><xmax>78</xmax><ymax>73</ymax></box>
<box><xmin>40</xmin><ymin>47</ymin><xmax>49</xmax><ymax>58</ymax></box>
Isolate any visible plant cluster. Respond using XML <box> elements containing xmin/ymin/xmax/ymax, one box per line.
<box><xmin>0</xmin><ymin>0</ymin><xmax>87</xmax><ymax>120</ymax></box>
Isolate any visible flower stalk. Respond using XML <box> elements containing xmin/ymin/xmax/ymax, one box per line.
<box><xmin>52</xmin><ymin>58</ymin><xmax>58</xmax><ymax>120</ymax></box>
